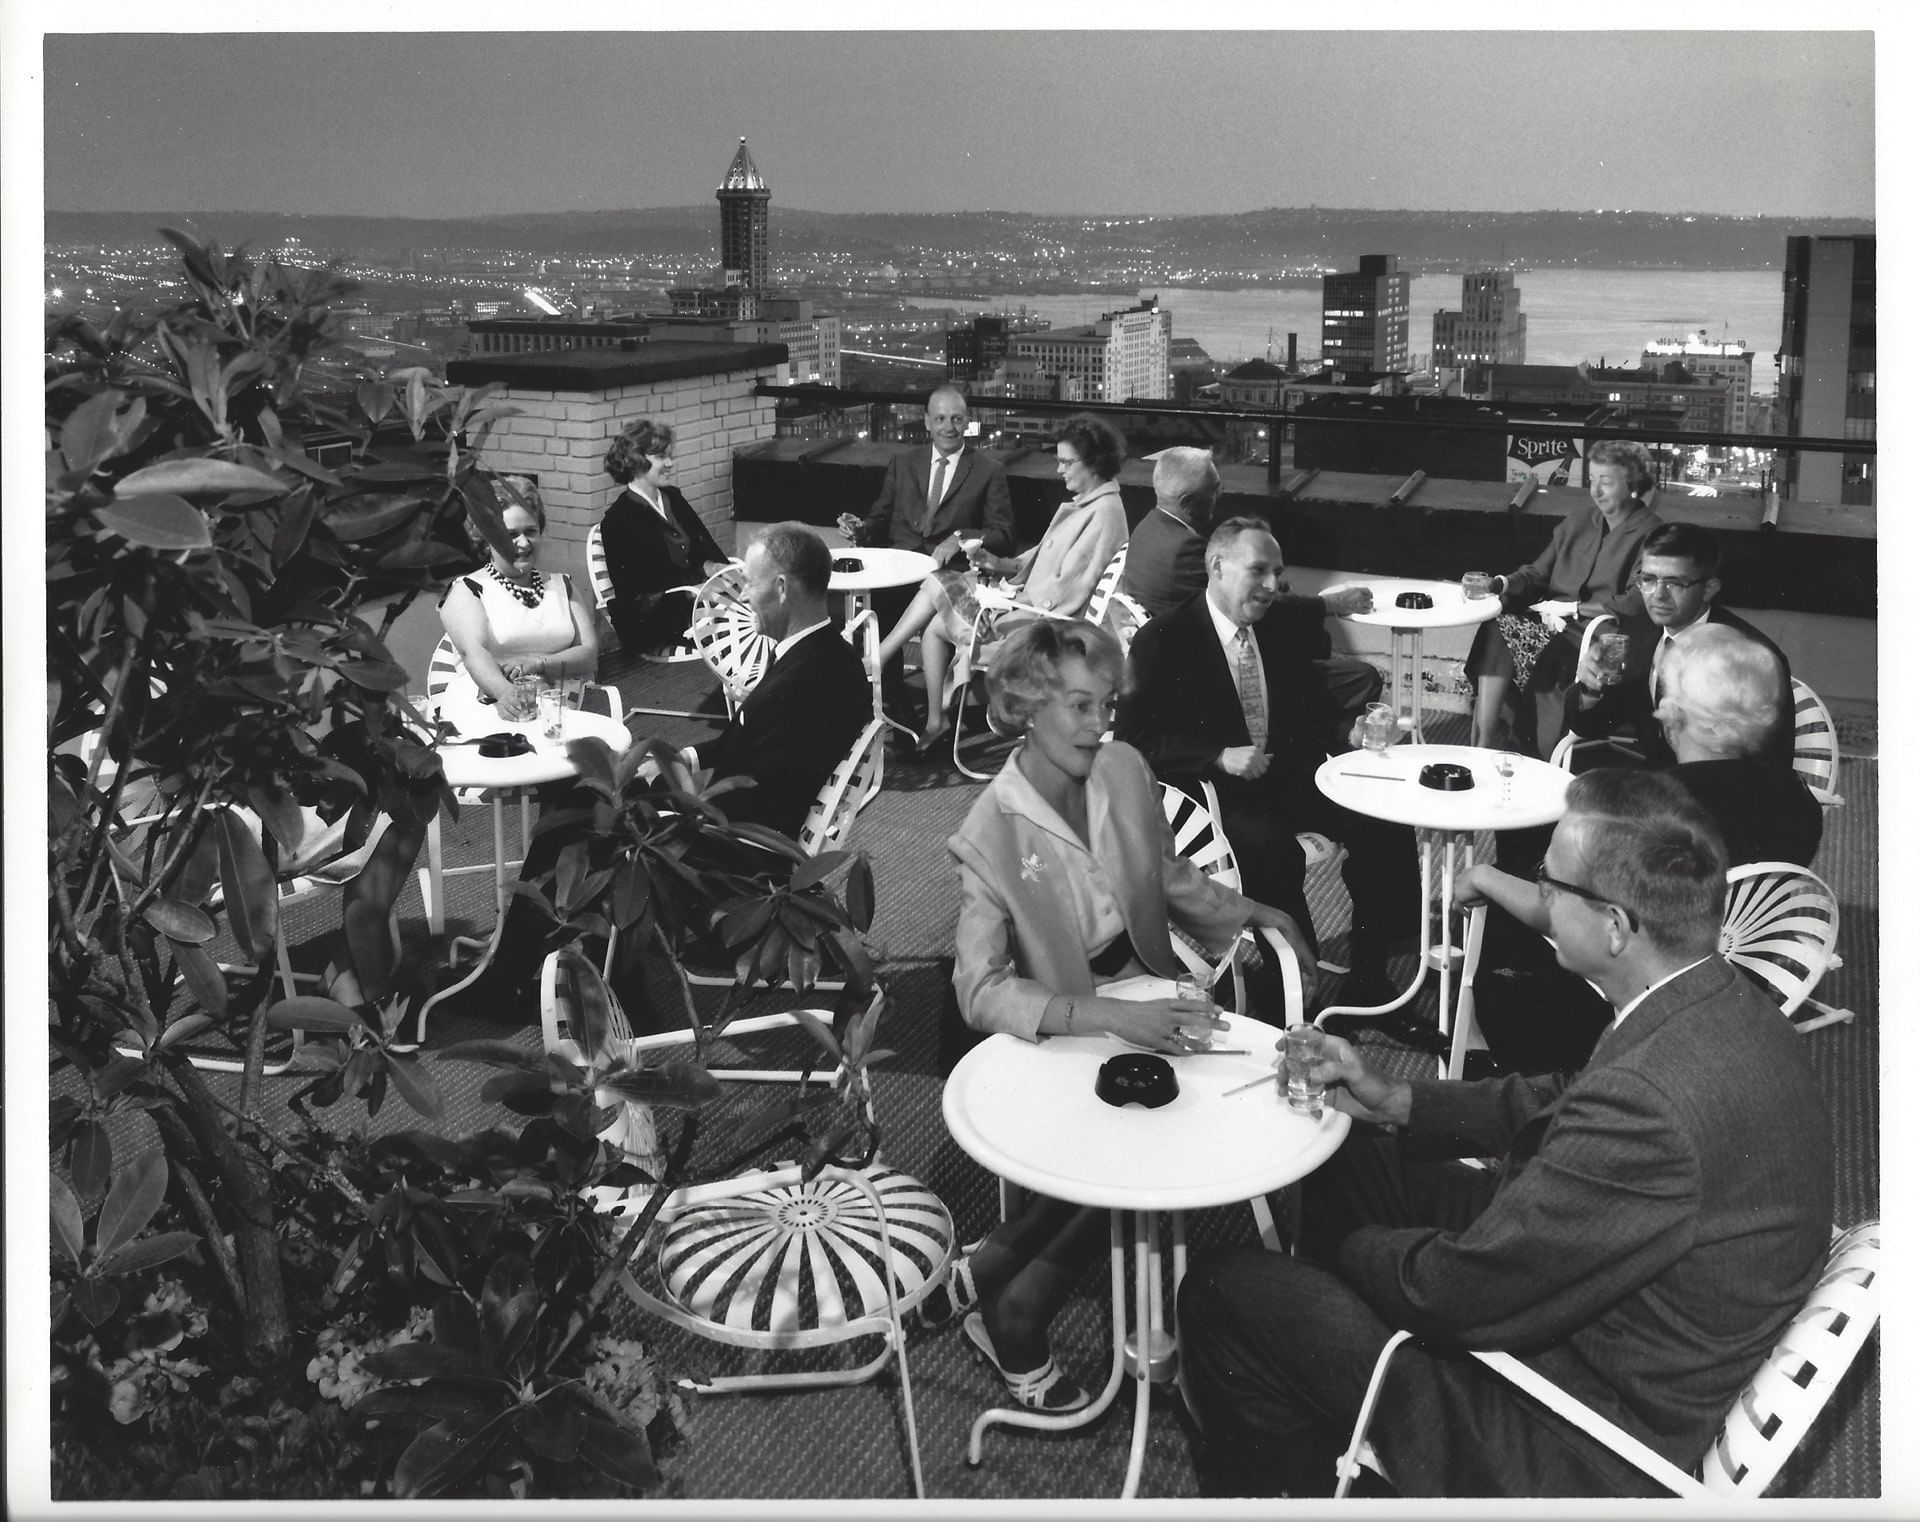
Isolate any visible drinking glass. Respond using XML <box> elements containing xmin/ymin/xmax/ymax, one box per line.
<box><xmin>1495</xmin><ymin>750</ymin><xmax>1516</xmax><ymax>806</ymax></box>
<box><xmin>1592</xmin><ymin>630</ymin><xmax>1631</xmax><ymax>686</ymax></box>
<box><xmin>537</xmin><ymin>687</ymin><xmax>565</xmax><ymax>741</ymax></box>
<box><xmin>1176</xmin><ymin>973</ymin><xmax>1215</xmax><ymax>1046</ymax></box>
<box><xmin>1462</xmin><ymin>571</ymin><xmax>1494</xmax><ymax>600</ymax></box>
<box><xmin>1284</xmin><ymin>1025</ymin><xmax>1326</xmax><ymax>1115</ymax></box>
<box><xmin>1361</xmin><ymin>701</ymin><xmax>1397</xmax><ymax>753</ymax></box>
<box><xmin>513</xmin><ymin>674</ymin><xmax>541</xmax><ymax>722</ymax></box>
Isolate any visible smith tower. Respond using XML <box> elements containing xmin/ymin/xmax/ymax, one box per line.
<box><xmin>717</xmin><ymin>137</ymin><xmax>771</xmax><ymax>296</ymax></box>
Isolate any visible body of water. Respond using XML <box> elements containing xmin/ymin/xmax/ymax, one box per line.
<box><xmin>908</xmin><ymin>268</ymin><xmax>1786</xmax><ymax>396</ymax></box>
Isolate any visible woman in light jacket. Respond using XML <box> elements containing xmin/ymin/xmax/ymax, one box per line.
<box><xmin>875</xmin><ymin>411</ymin><xmax>1130</xmax><ymax>753</ymax></box>
<box><xmin>931</xmin><ymin>618</ymin><xmax>1311</xmax><ymax>1412</ymax></box>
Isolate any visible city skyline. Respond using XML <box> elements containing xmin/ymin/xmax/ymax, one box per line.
<box><xmin>35</xmin><ymin>24</ymin><xmax>1877</xmax><ymax>221</ymax></box>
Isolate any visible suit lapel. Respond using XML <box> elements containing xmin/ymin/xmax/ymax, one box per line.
<box><xmin>1184</xmin><ymin>599</ymin><xmax>1247</xmax><ymax>743</ymax></box>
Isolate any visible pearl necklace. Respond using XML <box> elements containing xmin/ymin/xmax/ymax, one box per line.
<box><xmin>487</xmin><ymin>562</ymin><xmax>546</xmax><ymax>610</ymax></box>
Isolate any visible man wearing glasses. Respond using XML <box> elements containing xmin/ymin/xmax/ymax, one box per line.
<box><xmin>1178</xmin><ymin>769</ymin><xmax>1832</xmax><ymax>1498</ymax></box>
<box><xmin>1567</xmin><ymin>523</ymin><xmax>1789</xmax><ymax>769</ymax></box>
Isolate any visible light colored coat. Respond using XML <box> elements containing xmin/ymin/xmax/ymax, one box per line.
<box><xmin>1010</xmin><ymin>479</ymin><xmax>1128</xmax><ymax>617</ymax></box>
<box><xmin>949</xmin><ymin>741</ymin><xmax>1251</xmax><ymax>1041</ymax></box>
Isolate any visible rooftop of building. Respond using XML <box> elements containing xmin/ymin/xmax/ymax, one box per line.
<box><xmin>718</xmin><ymin>136</ymin><xmax>769</xmax><ymax>194</ymax></box>
<box><xmin>447</xmin><ymin>338</ymin><xmax>788</xmax><ymax>390</ymax></box>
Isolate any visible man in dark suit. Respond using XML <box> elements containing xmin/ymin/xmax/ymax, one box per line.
<box><xmin>837</xmin><ymin>386</ymin><xmax>1014</xmax><ymax>708</ymax></box>
<box><xmin>1122</xmin><ymin>448</ymin><xmax>1385</xmax><ymax>726</ymax></box>
<box><xmin>1116</xmin><ymin>517</ymin><xmax>1417</xmax><ymax>997</ymax></box>
<box><xmin>693</xmin><ymin>523</ymin><xmax>871</xmax><ymax>841</ymax></box>
<box><xmin>1567</xmin><ymin>522</ymin><xmax>1788</xmax><ymax>771</ymax></box>
<box><xmin>1179</xmin><ymin>769</ymin><xmax>1833</xmax><ymax>1498</ymax></box>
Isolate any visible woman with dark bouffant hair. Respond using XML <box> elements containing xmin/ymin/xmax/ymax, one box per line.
<box><xmin>873</xmin><ymin>411</ymin><xmax>1130</xmax><ymax>752</ymax></box>
<box><xmin>599</xmin><ymin>419</ymin><xmax>731</xmax><ymax>653</ymax></box>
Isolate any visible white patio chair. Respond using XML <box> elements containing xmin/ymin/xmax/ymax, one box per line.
<box><xmin>684</xmin><ymin>562</ymin><xmax>772</xmax><ymax>722</ymax></box>
<box><xmin>1720</xmin><ymin>860</ymin><xmax>1855</xmax><ymax>1033</ymax></box>
<box><xmin>1334</xmin><ymin>1220</ymin><xmax>1880</xmax><ymax>1499</ymax></box>
<box><xmin>1787</xmin><ymin>677</ymin><xmax>1845</xmax><ymax>809</ymax></box>
<box><xmin>538</xmin><ymin>949</ymin><xmax>955</xmax><ymax>1498</ymax></box>
<box><xmin>1547</xmin><ymin>613</ymin><xmax>1647</xmax><ymax>771</ymax></box>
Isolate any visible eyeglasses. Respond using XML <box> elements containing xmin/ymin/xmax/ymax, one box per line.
<box><xmin>1632</xmin><ymin>574</ymin><xmax>1706</xmax><ymax>594</ymax></box>
<box><xmin>1535</xmin><ymin>861</ymin><xmax>1639</xmax><ymax>931</ymax></box>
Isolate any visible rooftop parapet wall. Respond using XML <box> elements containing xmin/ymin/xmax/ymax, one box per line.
<box><xmin>446</xmin><ymin>343</ymin><xmax>787</xmax><ymax>587</ymax></box>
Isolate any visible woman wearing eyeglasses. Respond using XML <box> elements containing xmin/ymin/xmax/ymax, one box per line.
<box><xmin>1465</xmin><ymin>438</ymin><xmax>1661</xmax><ymax>755</ymax></box>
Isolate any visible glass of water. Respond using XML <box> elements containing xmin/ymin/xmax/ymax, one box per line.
<box><xmin>1361</xmin><ymin>701</ymin><xmax>1397</xmax><ymax>753</ymax></box>
<box><xmin>1462</xmin><ymin>570</ymin><xmax>1494</xmax><ymax>600</ymax></box>
<box><xmin>1592</xmin><ymin>630</ymin><xmax>1631</xmax><ymax>686</ymax></box>
<box><xmin>1284</xmin><ymin>1024</ymin><xmax>1326</xmax><ymax>1115</ymax></box>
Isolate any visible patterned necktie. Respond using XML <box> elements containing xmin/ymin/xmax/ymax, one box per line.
<box><xmin>1234</xmin><ymin>627</ymin><xmax>1267</xmax><ymax>748</ymax></box>
<box><xmin>925</xmin><ymin>455</ymin><xmax>949</xmax><ymax>532</ymax></box>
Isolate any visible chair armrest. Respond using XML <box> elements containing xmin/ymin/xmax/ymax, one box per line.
<box><xmin>1466</xmin><ymin>1350</ymin><xmax>1708</xmax><ymax>1496</ymax></box>
<box><xmin>1250</xmin><ymin>924</ymin><xmax>1306</xmax><ymax>1027</ymax></box>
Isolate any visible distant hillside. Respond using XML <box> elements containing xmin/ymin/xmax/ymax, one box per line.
<box><xmin>45</xmin><ymin>206</ymin><xmax>1874</xmax><ymax>272</ymax></box>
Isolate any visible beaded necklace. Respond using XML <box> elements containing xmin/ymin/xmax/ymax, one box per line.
<box><xmin>487</xmin><ymin>561</ymin><xmax>546</xmax><ymax>610</ymax></box>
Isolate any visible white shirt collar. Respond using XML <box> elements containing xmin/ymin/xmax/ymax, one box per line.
<box><xmin>1662</xmin><ymin>606</ymin><xmax>1712</xmax><ymax>641</ymax></box>
<box><xmin>1611</xmin><ymin>955</ymin><xmax>1711</xmax><ymax>1028</ymax></box>
<box><xmin>1204</xmin><ymin>588</ymin><xmax>1252</xmax><ymax>652</ymax></box>
<box><xmin>773</xmin><ymin>617</ymin><xmax>832</xmax><ymax>662</ymax></box>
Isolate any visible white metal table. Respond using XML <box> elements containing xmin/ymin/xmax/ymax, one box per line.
<box><xmin>827</xmin><ymin>546</ymin><xmax>936</xmax><ymax>620</ymax></box>
<box><xmin>1314</xmin><ymin>743</ymin><xmax>1570</xmax><ymax>1077</ymax></box>
<box><xmin>1324</xmin><ymin>577</ymin><xmax>1500</xmax><ymax>744</ymax></box>
<box><xmin>410</xmin><ymin>703</ymin><xmax>633</xmax><ymax>1044</ymax></box>
<box><xmin>942</xmin><ymin>1008</ymin><xmax>1349</xmax><ymax>1497</ymax></box>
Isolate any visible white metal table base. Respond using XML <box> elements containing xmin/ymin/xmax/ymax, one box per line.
<box><xmin>1387</xmin><ymin>625</ymin><xmax>1431</xmax><ymax>744</ymax></box>
<box><xmin>967</xmin><ymin>1208</ymin><xmax>1191</xmax><ymax>1498</ymax></box>
<box><xmin>1315</xmin><ymin>828</ymin><xmax>1490</xmax><ymax>1080</ymax></box>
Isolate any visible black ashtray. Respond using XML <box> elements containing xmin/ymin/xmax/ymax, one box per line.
<box><xmin>831</xmin><ymin>554</ymin><xmax>863</xmax><ymax>574</ymax></box>
<box><xmin>1095</xmin><ymin>1054</ymin><xmax>1178</xmax><ymax>1109</ymax></box>
<box><xmin>1418</xmin><ymin>762</ymin><xmax>1475</xmax><ymax>791</ymax></box>
<box><xmin>1395</xmin><ymin>591</ymin><xmax>1434</xmax><ymax>609</ymax></box>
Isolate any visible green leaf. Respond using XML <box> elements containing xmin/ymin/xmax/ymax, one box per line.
<box><xmin>265</xmin><ymin>995</ymin><xmax>363</xmax><ymax>1034</ymax></box>
<box><xmin>596</xmin><ymin>1063</ymin><xmax>723</xmax><ymax>1110</ymax></box>
<box><xmin>49</xmin><ymin>1174</ymin><xmax>86</xmax><ymax>1267</ymax></box>
<box><xmin>788</xmin><ymin>1008</ymin><xmax>842</xmax><ymax>1064</ymax></box>
<box><xmin>564</xmin><ymin>736</ymin><xmax>618</xmax><ymax>797</ymax></box>
<box><xmin>789</xmin><ymin>850</ymin><xmax>848</xmax><ymax>894</ymax></box>
<box><xmin>215</xmin><ymin>809</ymin><xmax>278</xmax><ymax>960</ymax></box>
<box><xmin>391</xmin><ymin>1417</ymin><xmax>505</xmax><ymax>1500</ymax></box>
<box><xmin>361</xmin><ymin>1339</ymin><xmax>500</xmax><ymax>1385</ymax></box>
<box><xmin>270</xmin><ymin>486</ymin><xmax>318</xmax><ymax>568</ymax></box>
<box><xmin>373</xmin><ymin>540</ymin><xmax>467</xmax><ymax>571</ymax></box>
<box><xmin>94</xmin><ymin>1148</ymin><xmax>167</xmax><ymax>1260</ymax></box>
<box><xmin>59</xmin><ymin>389</ymin><xmax>142</xmax><ymax>477</ymax></box>
<box><xmin>551</xmin><ymin>949</ymin><xmax>622</xmax><ymax>1063</ymax></box>
<box><xmin>73</xmin><ymin>1277</ymin><xmax>121</xmax><ymax>1327</ymax></box>
<box><xmin>321</xmin><ymin>492</ymin><xmax>428</xmax><ymax>543</ymax></box>
<box><xmin>575</xmin><ymin>1410</ymin><xmax>662</xmax><ymax>1490</ymax></box>
<box><xmin>95</xmin><ymin>494</ymin><xmax>212</xmax><ymax>551</ymax></box>
<box><xmin>482</xmin><ymin>1071</ymin><xmax>557</xmax><ymax>1116</ymax></box>
<box><xmin>95</xmin><ymin>1231</ymin><xmax>201</xmax><ymax>1279</ymax></box>
<box><xmin>69</xmin><ymin>1120</ymin><xmax>112</xmax><ymax>1200</ymax></box>
<box><xmin>144</xmin><ymin>897</ymin><xmax>217</xmax><ymax>944</ymax></box>
<box><xmin>845</xmin><ymin>854</ymin><xmax>875</xmax><ymax>932</ymax></box>
<box><xmin>245</xmin><ymin>785</ymin><xmax>307</xmax><ymax>858</ymax></box>
<box><xmin>114</xmin><ymin>458</ymin><xmax>286</xmax><ymax>497</ymax></box>
<box><xmin>381</xmin><ymin>1049</ymin><xmax>446</xmax><ymax>1121</ymax></box>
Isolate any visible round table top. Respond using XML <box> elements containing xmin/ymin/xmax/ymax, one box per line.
<box><xmin>942</xmin><ymin>1011</ymin><xmax>1350</xmax><ymax>1212</ymax></box>
<box><xmin>829</xmin><ymin>547</ymin><xmax>937</xmax><ymax>593</ymax></box>
<box><xmin>436</xmin><ymin>707</ymin><xmax>633</xmax><ymax>790</ymax></box>
<box><xmin>1323</xmin><ymin>577</ymin><xmax>1502</xmax><ymax>631</ymax></box>
<box><xmin>1316</xmin><ymin>743</ymin><xmax>1570</xmax><ymax>832</ymax></box>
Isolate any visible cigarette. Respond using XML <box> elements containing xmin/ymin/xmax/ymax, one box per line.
<box><xmin>1224</xmin><ymin>1072</ymin><xmax>1280</xmax><ymax>1096</ymax></box>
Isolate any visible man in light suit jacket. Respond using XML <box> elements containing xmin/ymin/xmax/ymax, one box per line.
<box><xmin>1122</xmin><ymin>447</ymin><xmax>1385</xmax><ymax>728</ymax></box>
<box><xmin>1567</xmin><ymin>522</ymin><xmax>1789</xmax><ymax>771</ymax></box>
<box><xmin>838</xmin><ymin>386</ymin><xmax>1015</xmax><ymax>705</ymax></box>
<box><xmin>1116</xmin><ymin>518</ymin><xmax>1417</xmax><ymax>997</ymax></box>
<box><xmin>1179</xmin><ymin>769</ymin><xmax>1833</xmax><ymax>1497</ymax></box>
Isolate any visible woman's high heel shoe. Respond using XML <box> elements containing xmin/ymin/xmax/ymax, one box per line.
<box><xmin>963</xmin><ymin>1312</ymin><xmax>1092</xmax><ymax>1413</ymax></box>
<box><xmin>917</xmin><ymin>1239</ymin><xmax>982</xmax><ymax>1328</ymax></box>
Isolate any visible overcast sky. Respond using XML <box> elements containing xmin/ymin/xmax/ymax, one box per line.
<box><xmin>39</xmin><ymin>26</ymin><xmax>1875</xmax><ymax>219</ymax></box>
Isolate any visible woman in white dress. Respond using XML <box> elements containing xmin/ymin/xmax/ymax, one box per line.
<box><xmin>437</xmin><ymin>477</ymin><xmax>599</xmax><ymax>732</ymax></box>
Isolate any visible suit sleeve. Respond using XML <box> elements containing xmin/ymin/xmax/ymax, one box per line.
<box><xmin>981</xmin><ymin>461</ymin><xmax>1016</xmax><ymax>557</ymax></box>
<box><xmin>1340</xmin><ymin>1067</ymin><xmax>1700</xmax><ymax>1348</ymax></box>
<box><xmin>862</xmin><ymin>455</ymin><xmax>904</xmax><ymax>545</ymax></box>
<box><xmin>1500</xmin><ymin>515</ymin><xmax>1574</xmax><ymax>607</ymax></box>
<box><xmin>1114</xmin><ymin>622</ymin><xmax>1224</xmax><ymax>779</ymax></box>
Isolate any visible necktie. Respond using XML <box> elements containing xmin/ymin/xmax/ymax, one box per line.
<box><xmin>1650</xmin><ymin>634</ymin><xmax>1671</xmax><ymax>702</ymax></box>
<box><xmin>1234</xmin><ymin>627</ymin><xmax>1267</xmax><ymax>749</ymax></box>
<box><xmin>925</xmin><ymin>455</ymin><xmax>949</xmax><ymax>532</ymax></box>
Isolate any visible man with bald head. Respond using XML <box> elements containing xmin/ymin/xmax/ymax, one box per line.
<box><xmin>840</xmin><ymin>385</ymin><xmax>1015</xmax><ymax>707</ymax></box>
<box><xmin>1122</xmin><ymin>446</ymin><xmax>1385</xmax><ymax>727</ymax></box>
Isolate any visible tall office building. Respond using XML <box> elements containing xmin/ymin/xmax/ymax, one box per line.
<box><xmin>717</xmin><ymin>137</ymin><xmax>771</xmax><ymax>295</ymax></box>
<box><xmin>1775</xmin><ymin>235</ymin><xmax>1875</xmax><ymax>505</ymax></box>
<box><xmin>1640</xmin><ymin>333</ymin><xmax>1755</xmax><ymax>434</ymax></box>
<box><xmin>1432</xmin><ymin>270</ymin><xmax>1527</xmax><ymax>370</ymax></box>
<box><xmin>1002</xmin><ymin>297</ymin><xmax>1171</xmax><ymax>404</ymax></box>
<box><xmin>1322</xmin><ymin>254</ymin><xmax>1410</xmax><ymax>374</ymax></box>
